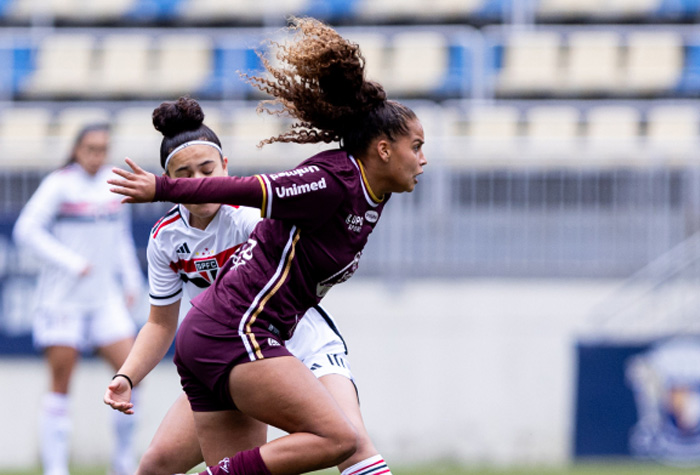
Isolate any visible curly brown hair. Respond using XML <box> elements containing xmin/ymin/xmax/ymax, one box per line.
<box><xmin>243</xmin><ymin>17</ymin><xmax>416</xmax><ymax>158</ymax></box>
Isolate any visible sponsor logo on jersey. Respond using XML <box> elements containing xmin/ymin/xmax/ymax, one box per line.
<box><xmin>267</xmin><ymin>338</ymin><xmax>281</xmax><ymax>347</ymax></box>
<box><xmin>345</xmin><ymin>213</ymin><xmax>364</xmax><ymax>233</ymax></box>
<box><xmin>268</xmin><ymin>165</ymin><xmax>320</xmax><ymax>181</ymax></box>
<box><xmin>365</xmin><ymin>210</ymin><xmax>379</xmax><ymax>223</ymax></box>
<box><xmin>194</xmin><ymin>258</ymin><xmax>217</xmax><ymax>272</ymax></box>
<box><xmin>274</xmin><ymin>177</ymin><xmax>327</xmax><ymax>199</ymax></box>
<box><xmin>627</xmin><ymin>337</ymin><xmax>700</xmax><ymax>464</ymax></box>
<box><xmin>230</xmin><ymin>238</ymin><xmax>257</xmax><ymax>270</ymax></box>
<box><xmin>316</xmin><ymin>251</ymin><xmax>362</xmax><ymax>298</ymax></box>
<box><xmin>176</xmin><ymin>242</ymin><xmax>191</xmax><ymax>256</ymax></box>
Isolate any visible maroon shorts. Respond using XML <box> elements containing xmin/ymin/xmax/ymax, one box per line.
<box><xmin>173</xmin><ymin>305</ymin><xmax>292</xmax><ymax>412</ymax></box>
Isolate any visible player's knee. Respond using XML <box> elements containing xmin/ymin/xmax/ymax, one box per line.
<box><xmin>329</xmin><ymin>422</ymin><xmax>359</xmax><ymax>465</ymax></box>
<box><xmin>136</xmin><ymin>446</ymin><xmax>169</xmax><ymax>475</ymax></box>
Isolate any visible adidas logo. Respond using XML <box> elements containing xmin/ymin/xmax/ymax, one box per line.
<box><xmin>176</xmin><ymin>242</ymin><xmax>191</xmax><ymax>255</ymax></box>
<box><xmin>267</xmin><ymin>338</ymin><xmax>281</xmax><ymax>347</ymax></box>
<box><xmin>310</xmin><ymin>363</ymin><xmax>322</xmax><ymax>371</ymax></box>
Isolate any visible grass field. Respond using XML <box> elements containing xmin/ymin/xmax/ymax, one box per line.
<box><xmin>2</xmin><ymin>462</ymin><xmax>698</xmax><ymax>475</ymax></box>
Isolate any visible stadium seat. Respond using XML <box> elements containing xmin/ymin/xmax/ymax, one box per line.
<box><xmin>22</xmin><ymin>34</ymin><xmax>95</xmax><ymax>98</ymax></box>
<box><xmin>341</xmin><ymin>31</ymin><xmax>387</xmax><ymax>86</ymax></box>
<box><xmin>525</xmin><ymin>105</ymin><xmax>581</xmax><ymax>156</ymax></box>
<box><xmin>179</xmin><ymin>0</ymin><xmax>308</xmax><ymax>22</ymax></box>
<box><xmin>111</xmin><ymin>106</ymin><xmax>162</xmax><ymax>169</ymax></box>
<box><xmin>146</xmin><ymin>34</ymin><xmax>214</xmax><ymax>98</ymax></box>
<box><xmin>496</xmin><ymin>31</ymin><xmax>562</xmax><ymax>96</ymax></box>
<box><xmin>227</xmin><ymin>106</ymin><xmax>310</xmax><ymax>166</ymax></box>
<box><xmin>354</xmin><ymin>0</ymin><xmax>483</xmax><ymax>21</ymax></box>
<box><xmin>460</xmin><ymin>105</ymin><xmax>521</xmax><ymax>157</ymax></box>
<box><xmin>91</xmin><ymin>34</ymin><xmax>152</xmax><ymax>98</ymax></box>
<box><xmin>0</xmin><ymin>107</ymin><xmax>53</xmax><ymax>168</ymax></box>
<box><xmin>605</xmin><ymin>0</ymin><xmax>659</xmax><ymax>17</ymax></box>
<box><xmin>7</xmin><ymin>0</ymin><xmax>74</xmax><ymax>20</ymax></box>
<box><xmin>537</xmin><ymin>0</ymin><xmax>604</xmax><ymax>18</ymax></box>
<box><xmin>563</xmin><ymin>31</ymin><xmax>623</xmax><ymax>94</ymax></box>
<box><xmin>645</xmin><ymin>104</ymin><xmax>700</xmax><ymax>157</ymax></box>
<box><xmin>66</xmin><ymin>0</ymin><xmax>137</xmax><ymax>21</ymax></box>
<box><xmin>384</xmin><ymin>31</ymin><xmax>449</xmax><ymax>96</ymax></box>
<box><xmin>584</xmin><ymin>105</ymin><xmax>641</xmax><ymax>156</ymax></box>
<box><xmin>623</xmin><ymin>31</ymin><xmax>683</xmax><ymax>94</ymax></box>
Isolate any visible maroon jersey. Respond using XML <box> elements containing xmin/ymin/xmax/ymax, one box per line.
<box><xmin>154</xmin><ymin>149</ymin><xmax>389</xmax><ymax>344</ymax></box>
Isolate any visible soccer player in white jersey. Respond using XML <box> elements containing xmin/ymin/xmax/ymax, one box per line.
<box><xmin>103</xmin><ymin>96</ymin><xmax>392</xmax><ymax>475</ymax></box>
<box><xmin>13</xmin><ymin>123</ymin><xmax>143</xmax><ymax>475</ymax></box>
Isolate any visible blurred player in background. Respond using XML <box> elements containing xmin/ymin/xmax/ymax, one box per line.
<box><xmin>104</xmin><ymin>95</ymin><xmax>394</xmax><ymax>475</ymax></box>
<box><xmin>13</xmin><ymin>123</ymin><xmax>143</xmax><ymax>475</ymax></box>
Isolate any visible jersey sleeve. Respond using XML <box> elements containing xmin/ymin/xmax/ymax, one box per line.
<box><xmin>146</xmin><ymin>234</ymin><xmax>183</xmax><ymax>306</ymax></box>
<box><xmin>257</xmin><ymin>165</ymin><xmax>345</xmax><ymax>227</ymax></box>
<box><xmin>154</xmin><ymin>175</ymin><xmax>264</xmax><ymax>208</ymax></box>
<box><xmin>12</xmin><ymin>173</ymin><xmax>90</xmax><ymax>275</ymax></box>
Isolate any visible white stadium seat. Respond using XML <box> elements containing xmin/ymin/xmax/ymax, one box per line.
<box><xmin>91</xmin><ymin>34</ymin><xmax>152</xmax><ymax>97</ymax></box>
<box><xmin>497</xmin><ymin>31</ymin><xmax>562</xmax><ymax>95</ymax></box>
<box><xmin>623</xmin><ymin>31</ymin><xmax>684</xmax><ymax>94</ymax></box>
<box><xmin>146</xmin><ymin>34</ymin><xmax>214</xmax><ymax>97</ymax></box>
<box><xmin>23</xmin><ymin>34</ymin><xmax>95</xmax><ymax>98</ymax></box>
<box><xmin>0</xmin><ymin>107</ymin><xmax>53</xmax><ymax>168</ymax></box>
<box><xmin>385</xmin><ymin>31</ymin><xmax>449</xmax><ymax>96</ymax></box>
<box><xmin>564</xmin><ymin>31</ymin><xmax>623</xmax><ymax>94</ymax></box>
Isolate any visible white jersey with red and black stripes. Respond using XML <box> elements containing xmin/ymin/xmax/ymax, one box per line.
<box><xmin>13</xmin><ymin>163</ymin><xmax>143</xmax><ymax>310</ymax></box>
<box><xmin>147</xmin><ymin>203</ymin><xmax>353</xmax><ymax>380</ymax></box>
<box><xmin>147</xmin><ymin>204</ymin><xmax>260</xmax><ymax>306</ymax></box>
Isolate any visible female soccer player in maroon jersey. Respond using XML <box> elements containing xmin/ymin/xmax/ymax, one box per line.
<box><xmin>105</xmin><ymin>96</ymin><xmax>397</xmax><ymax>475</ymax></box>
<box><xmin>109</xmin><ymin>16</ymin><xmax>426</xmax><ymax>475</ymax></box>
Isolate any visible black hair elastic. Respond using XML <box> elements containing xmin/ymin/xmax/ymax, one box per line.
<box><xmin>112</xmin><ymin>373</ymin><xmax>134</xmax><ymax>390</ymax></box>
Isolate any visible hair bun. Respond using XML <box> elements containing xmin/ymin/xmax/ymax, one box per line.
<box><xmin>152</xmin><ymin>96</ymin><xmax>205</xmax><ymax>138</ymax></box>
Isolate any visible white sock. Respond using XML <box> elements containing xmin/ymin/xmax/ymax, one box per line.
<box><xmin>340</xmin><ymin>454</ymin><xmax>392</xmax><ymax>475</ymax></box>
<box><xmin>40</xmin><ymin>392</ymin><xmax>71</xmax><ymax>475</ymax></box>
<box><xmin>110</xmin><ymin>388</ymin><xmax>137</xmax><ymax>475</ymax></box>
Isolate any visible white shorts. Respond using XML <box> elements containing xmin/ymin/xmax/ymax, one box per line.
<box><xmin>32</xmin><ymin>294</ymin><xmax>136</xmax><ymax>352</ymax></box>
<box><xmin>286</xmin><ymin>305</ymin><xmax>354</xmax><ymax>382</ymax></box>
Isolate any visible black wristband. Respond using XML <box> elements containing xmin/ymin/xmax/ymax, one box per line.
<box><xmin>112</xmin><ymin>373</ymin><xmax>133</xmax><ymax>390</ymax></box>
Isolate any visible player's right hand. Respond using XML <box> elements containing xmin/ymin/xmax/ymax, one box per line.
<box><xmin>103</xmin><ymin>377</ymin><xmax>135</xmax><ymax>415</ymax></box>
<box><xmin>108</xmin><ymin>157</ymin><xmax>157</xmax><ymax>204</ymax></box>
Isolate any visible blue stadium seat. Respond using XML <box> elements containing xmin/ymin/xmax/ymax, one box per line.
<box><xmin>125</xmin><ymin>0</ymin><xmax>186</xmax><ymax>21</ymax></box>
<box><xmin>0</xmin><ymin>0</ymin><xmax>14</xmax><ymax>18</ymax></box>
<box><xmin>438</xmin><ymin>44</ymin><xmax>473</xmax><ymax>98</ymax></box>
<box><xmin>208</xmin><ymin>46</ymin><xmax>263</xmax><ymax>99</ymax></box>
<box><xmin>656</xmin><ymin>0</ymin><xmax>700</xmax><ymax>18</ymax></box>
<box><xmin>11</xmin><ymin>46</ymin><xmax>33</xmax><ymax>97</ymax></box>
<box><xmin>675</xmin><ymin>43</ymin><xmax>700</xmax><ymax>94</ymax></box>
<box><xmin>475</xmin><ymin>0</ymin><xmax>512</xmax><ymax>21</ymax></box>
<box><xmin>304</xmin><ymin>0</ymin><xmax>357</xmax><ymax>21</ymax></box>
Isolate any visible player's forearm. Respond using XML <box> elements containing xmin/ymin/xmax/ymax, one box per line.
<box><xmin>116</xmin><ymin>318</ymin><xmax>177</xmax><ymax>386</ymax></box>
<box><xmin>154</xmin><ymin>175</ymin><xmax>264</xmax><ymax>208</ymax></box>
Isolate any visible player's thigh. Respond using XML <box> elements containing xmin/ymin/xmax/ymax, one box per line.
<box><xmin>138</xmin><ymin>393</ymin><xmax>206</xmax><ymax>475</ymax></box>
<box><xmin>193</xmin><ymin>407</ymin><xmax>267</xmax><ymax>466</ymax></box>
<box><xmin>229</xmin><ymin>355</ymin><xmax>352</xmax><ymax>436</ymax></box>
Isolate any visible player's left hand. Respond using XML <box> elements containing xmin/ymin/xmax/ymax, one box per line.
<box><xmin>108</xmin><ymin>157</ymin><xmax>157</xmax><ymax>204</ymax></box>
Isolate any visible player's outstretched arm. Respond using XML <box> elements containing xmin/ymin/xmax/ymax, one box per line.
<box><xmin>108</xmin><ymin>157</ymin><xmax>157</xmax><ymax>203</ymax></box>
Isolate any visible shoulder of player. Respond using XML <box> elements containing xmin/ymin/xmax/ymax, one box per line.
<box><xmin>150</xmin><ymin>205</ymin><xmax>183</xmax><ymax>239</ymax></box>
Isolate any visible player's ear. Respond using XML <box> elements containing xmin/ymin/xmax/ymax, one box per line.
<box><xmin>376</xmin><ymin>138</ymin><xmax>391</xmax><ymax>163</ymax></box>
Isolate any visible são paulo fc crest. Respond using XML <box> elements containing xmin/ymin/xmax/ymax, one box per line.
<box><xmin>626</xmin><ymin>337</ymin><xmax>700</xmax><ymax>465</ymax></box>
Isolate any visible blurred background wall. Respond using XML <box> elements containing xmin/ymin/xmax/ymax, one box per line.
<box><xmin>3</xmin><ymin>0</ymin><xmax>700</xmax><ymax>471</ymax></box>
